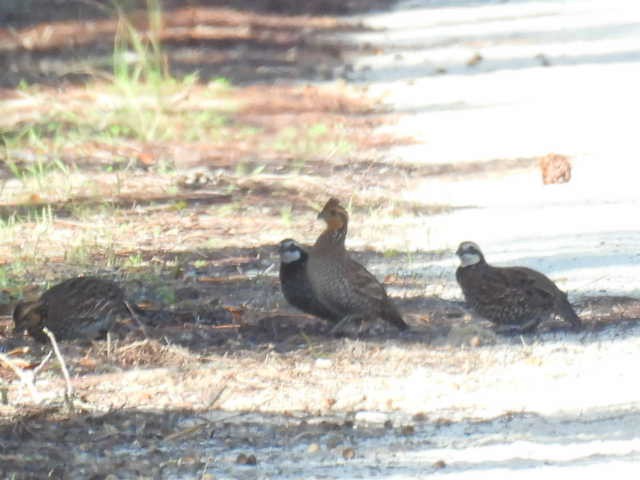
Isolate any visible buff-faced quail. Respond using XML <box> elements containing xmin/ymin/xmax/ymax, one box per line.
<box><xmin>455</xmin><ymin>241</ymin><xmax>582</xmax><ymax>333</ymax></box>
<box><xmin>13</xmin><ymin>276</ymin><xmax>134</xmax><ymax>342</ymax></box>
<box><xmin>278</xmin><ymin>238</ymin><xmax>337</xmax><ymax>322</ymax></box>
<box><xmin>306</xmin><ymin>198</ymin><xmax>407</xmax><ymax>331</ymax></box>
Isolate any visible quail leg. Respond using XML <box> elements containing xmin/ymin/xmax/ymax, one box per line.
<box><xmin>330</xmin><ymin>314</ymin><xmax>365</xmax><ymax>336</ymax></box>
<box><xmin>125</xmin><ymin>301</ymin><xmax>149</xmax><ymax>338</ymax></box>
<box><xmin>494</xmin><ymin>317</ymin><xmax>542</xmax><ymax>335</ymax></box>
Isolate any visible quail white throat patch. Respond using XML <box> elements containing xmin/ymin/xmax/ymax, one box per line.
<box><xmin>281</xmin><ymin>249</ymin><xmax>302</xmax><ymax>264</ymax></box>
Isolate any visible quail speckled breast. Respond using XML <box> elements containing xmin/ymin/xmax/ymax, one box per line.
<box><xmin>278</xmin><ymin>239</ymin><xmax>338</xmax><ymax>322</ymax></box>
<box><xmin>13</xmin><ymin>276</ymin><xmax>132</xmax><ymax>342</ymax></box>
<box><xmin>455</xmin><ymin>241</ymin><xmax>582</xmax><ymax>333</ymax></box>
<box><xmin>306</xmin><ymin>198</ymin><xmax>407</xmax><ymax>331</ymax></box>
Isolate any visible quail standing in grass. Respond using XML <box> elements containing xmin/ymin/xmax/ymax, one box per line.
<box><xmin>13</xmin><ymin>276</ymin><xmax>136</xmax><ymax>342</ymax></box>
<box><xmin>278</xmin><ymin>238</ymin><xmax>338</xmax><ymax>322</ymax></box>
<box><xmin>455</xmin><ymin>241</ymin><xmax>582</xmax><ymax>333</ymax></box>
<box><xmin>306</xmin><ymin>198</ymin><xmax>408</xmax><ymax>332</ymax></box>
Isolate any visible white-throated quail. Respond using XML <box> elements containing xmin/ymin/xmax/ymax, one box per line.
<box><xmin>278</xmin><ymin>238</ymin><xmax>337</xmax><ymax>322</ymax></box>
<box><xmin>13</xmin><ymin>276</ymin><xmax>133</xmax><ymax>342</ymax></box>
<box><xmin>306</xmin><ymin>198</ymin><xmax>407</xmax><ymax>331</ymax></box>
<box><xmin>455</xmin><ymin>241</ymin><xmax>582</xmax><ymax>333</ymax></box>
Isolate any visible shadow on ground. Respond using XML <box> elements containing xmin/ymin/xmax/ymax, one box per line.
<box><xmin>0</xmin><ymin>0</ymin><xmax>396</xmax><ymax>88</ymax></box>
<box><xmin>2</xmin><ymin>241</ymin><xmax>639</xmax><ymax>366</ymax></box>
<box><xmin>2</xmin><ymin>401</ymin><xmax>640</xmax><ymax>478</ymax></box>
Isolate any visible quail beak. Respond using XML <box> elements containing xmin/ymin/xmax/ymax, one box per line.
<box><xmin>455</xmin><ymin>245</ymin><xmax>463</xmax><ymax>257</ymax></box>
<box><xmin>277</xmin><ymin>240</ymin><xmax>291</xmax><ymax>255</ymax></box>
<box><xmin>317</xmin><ymin>209</ymin><xmax>327</xmax><ymax>220</ymax></box>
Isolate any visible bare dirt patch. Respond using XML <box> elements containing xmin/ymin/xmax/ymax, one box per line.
<box><xmin>2</xmin><ymin>294</ymin><xmax>639</xmax><ymax>478</ymax></box>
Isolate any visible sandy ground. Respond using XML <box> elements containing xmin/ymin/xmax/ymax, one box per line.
<box><xmin>340</xmin><ymin>0</ymin><xmax>640</xmax><ymax>297</ymax></box>
<box><xmin>300</xmin><ymin>0</ymin><xmax>640</xmax><ymax>477</ymax></box>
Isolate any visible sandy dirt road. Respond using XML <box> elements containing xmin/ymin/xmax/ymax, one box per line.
<box><xmin>240</xmin><ymin>1</ymin><xmax>640</xmax><ymax>477</ymax></box>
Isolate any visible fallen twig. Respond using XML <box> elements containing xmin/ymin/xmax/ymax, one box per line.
<box><xmin>211</xmin><ymin>324</ymin><xmax>241</xmax><ymax>330</ymax></box>
<box><xmin>42</xmin><ymin>327</ymin><xmax>75</xmax><ymax>411</ymax></box>
<box><xmin>32</xmin><ymin>350</ymin><xmax>53</xmax><ymax>377</ymax></box>
<box><xmin>0</xmin><ymin>351</ymin><xmax>51</xmax><ymax>402</ymax></box>
<box><xmin>0</xmin><ymin>353</ymin><xmax>40</xmax><ymax>400</ymax></box>
<box><xmin>199</xmin><ymin>457</ymin><xmax>213</xmax><ymax>480</ymax></box>
<box><xmin>163</xmin><ymin>411</ymin><xmax>245</xmax><ymax>442</ymax></box>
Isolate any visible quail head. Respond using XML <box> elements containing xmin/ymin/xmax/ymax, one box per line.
<box><xmin>455</xmin><ymin>241</ymin><xmax>582</xmax><ymax>333</ymax></box>
<box><xmin>307</xmin><ymin>198</ymin><xmax>407</xmax><ymax>332</ymax></box>
<box><xmin>13</xmin><ymin>276</ymin><xmax>133</xmax><ymax>342</ymax></box>
<box><xmin>278</xmin><ymin>238</ymin><xmax>337</xmax><ymax>322</ymax></box>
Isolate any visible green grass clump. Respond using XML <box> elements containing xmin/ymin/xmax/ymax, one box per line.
<box><xmin>272</xmin><ymin>122</ymin><xmax>353</xmax><ymax>163</ymax></box>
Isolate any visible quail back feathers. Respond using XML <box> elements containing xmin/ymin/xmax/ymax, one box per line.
<box><xmin>13</xmin><ymin>276</ymin><xmax>132</xmax><ymax>342</ymax></box>
<box><xmin>306</xmin><ymin>198</ymin><xmax>407</xmax><ymax>331</ymax></box>
<box><xmin>455</xmin><ymin>241</ymin><xmax>582</xmax><ymax>332</ymax></box>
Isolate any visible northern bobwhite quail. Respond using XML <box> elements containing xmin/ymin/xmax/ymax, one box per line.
<box><xmin>455</xmin><ymin>241</ymin><xmax>582</xmax><ymax>333</ymax></box>
<box><xmin>13</xmin><ymin>276</ymin><xmax>133</xmax><ymax>342</ymax></box>
<box><xmin>278</xmin><ymin>238</ymin><xmax>338</xmax><ymax>322</ymax></box>
<box><xmin>306</xmin><ymin>198</ymin><xmax>408</xmax><ymax>331</ymax></box>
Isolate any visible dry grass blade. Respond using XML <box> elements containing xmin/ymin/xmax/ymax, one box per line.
<box><xmin>163</xmin><ymin>384</ymin><xmax>228</xmax><ymax>441</ymax></box>
<box><xmin>116</xmin><ymin>338</ymin><xmax>150</xmax><ymax>354</ymax></box>
<box><xmin>162</xmin><ymin>411</ymin><xmax>247</xmax><ymax>443</ymax></box>
<box><xmin>204</xmin><ymin>384</ymin><xmax>227</xmax><ymax>409</ymax></box>
<box><xmin>163</xmin><ymin>422</ymin><xmax>210</xmax><ymax>442</ymax></box>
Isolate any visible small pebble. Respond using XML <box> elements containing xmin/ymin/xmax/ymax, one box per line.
<box><xmin>435</xmin><ymin>418</ymin><xmax>453</xmax><ymax>427</ymax></box>
<box><xmin>467</xmin><ymin>52</ymin><xmax>483</xmax><ymax>66</ymax></box>
<box><xmin>326</xmin><ymin>435</ymin><xmax>342</xmax><ymax>449</ymax></box>
<box><xmin>469</xmin><ymin>336</ymin><xmax>482</xmax><ymax>347</ymax></box>
<box><xmin>307</xmin><ymin>443</ymin><xmax>320</xmax><ymax>454</ymax></box>
<box><xmin>535</xmin><ymin>53</ymin><xmax>551</xmax><ymax>66</ymax></box>
<box><xmin>320</xmin><ymin>420</ymin><xmax>340</xmax><ymax>431</ymax></box>
<box><xmin>342</xmin><ymin>447</ymin><xmax>356</xmax><ymax>460</ymax></box>
<box><xmin>400</xmin><ymin>425</ymin><xmax>415</xmax><ymax>436</ymax></box>
<box><xmin>412</xmin><ymin>412</ymin><xmax>427</xmax><ymax>422</ymax></box>
<box><xmin>355</xmin><ymin>411</ymin><xmax>388</xmax><ymax>424</ymax></box>
<box><xmin>315</xmin><ymin>358</ymin><xmax>332</xmax><ymax>368</ymax></box>
<box><xmin>236</xmin><ymin>453</ymin><xmax>257</xmax><ymax>466</ymax></box>
<box><xmin>433</xmin><ymin>459</ymin><xmax>447</xmax><ymax>469</ymax></box>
